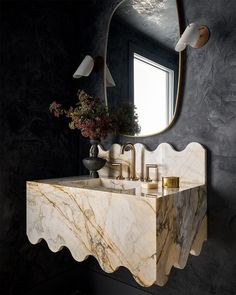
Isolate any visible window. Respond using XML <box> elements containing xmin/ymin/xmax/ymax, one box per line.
<box><xmin>133</xmin><ymin>53</ymin><xmax>174</xmax><ymax>135</ymax></box>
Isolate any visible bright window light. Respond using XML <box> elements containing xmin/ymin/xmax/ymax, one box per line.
<box><xmin>133</xmin><ymin>53</ymin><xmax>174</xmax><ymax>135</ymax></box>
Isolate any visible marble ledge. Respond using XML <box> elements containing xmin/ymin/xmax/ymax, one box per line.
<box><xmin>27</xmin><ymin>176</ymin><xmax>207</xmax><ymax>287</ymax></box>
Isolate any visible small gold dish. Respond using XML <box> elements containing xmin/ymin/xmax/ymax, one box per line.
<box><xmin>162</xmin><ymin>176</ymin><xmax>179</xmax><ymax>188</ymax></box>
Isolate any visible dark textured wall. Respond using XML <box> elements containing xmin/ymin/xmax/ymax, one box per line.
<box><xmin>0</xmin><ymin>0</ymin><xmax>94</xmax><ymax>294</ymax></box>
<box><xmin>1</xmin><ymin>0</ymin><xmax>236</xmax><ymax>294</ymax></box>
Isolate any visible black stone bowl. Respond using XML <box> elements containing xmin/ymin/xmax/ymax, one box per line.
<box><xmin>82</xmin><ymin>157</ymin><xmax>106</xmax><ymax>178</ymax></box>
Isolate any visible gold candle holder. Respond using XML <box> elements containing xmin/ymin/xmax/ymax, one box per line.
<box><xmin>162</xmin><ymin>176</ymin><xmax>179</xmax><ymax>188</ymax></box>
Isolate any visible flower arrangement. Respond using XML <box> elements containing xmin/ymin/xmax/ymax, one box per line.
<box><xmin>49</xmin><ymin>90</ymin><xmax>113</xmax><ymax>139</ymax></box>
<box><xmin>49</xmin><ymin>89</ymin><xmax>141</xmax><ymax>139</ymax></box>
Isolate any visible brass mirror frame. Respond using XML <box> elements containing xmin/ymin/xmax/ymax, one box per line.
<box><xmin>104</xmin><ymin>0</ymin><xmax>185</xmax><ymax>137</ymax></box>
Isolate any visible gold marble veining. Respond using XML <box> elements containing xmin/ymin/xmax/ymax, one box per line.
<box><xmin>27</xmin><ymin>142</ymin><xmax>207</xmax><ymax>287</ymax></box>
<box><xmin>27</xmin><ymin>178</ymin><xmax>207</xmax><ymax>287</ymax></box>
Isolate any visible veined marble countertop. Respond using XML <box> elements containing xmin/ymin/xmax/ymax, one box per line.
<box><xmin>30</xmin><ymin>176</ymin><xmax>205</xmax><ymax>198</ymax></box>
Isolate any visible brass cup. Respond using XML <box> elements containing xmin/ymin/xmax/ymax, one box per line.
<box><xmin>162</xmin><ymin>176</ymin><xmax>179</xmax><ymax>188</ymax></box>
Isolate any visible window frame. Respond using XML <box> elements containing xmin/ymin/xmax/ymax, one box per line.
<box><xmin>133</xmin><ymin>52</ymin><xmax>174</xmax><ymax>125</ymax></box>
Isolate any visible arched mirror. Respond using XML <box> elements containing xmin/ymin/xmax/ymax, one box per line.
<box><xmin>105</xmin><ymin>0</ymin><xmax>183</xmax><ymax>137</ymax></box>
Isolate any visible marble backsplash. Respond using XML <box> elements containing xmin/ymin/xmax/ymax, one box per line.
<box><xmin>98</xmin><ymin>142</ymin><xmax>206</xmax><ymax>184</ymax></box>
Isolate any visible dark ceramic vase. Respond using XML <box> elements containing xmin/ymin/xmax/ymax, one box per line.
<box><xmin>82</xmin><ymin>139</ymin><xmax>106</xmax><ymax>178</ymax></box>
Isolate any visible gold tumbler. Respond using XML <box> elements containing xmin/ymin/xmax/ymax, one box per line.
<box><xmin>162</xmin><ymin>176</ymin><xmax>179</xmax><ymax>188</ymax></box>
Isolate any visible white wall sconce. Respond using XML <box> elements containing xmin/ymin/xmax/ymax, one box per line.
<box><xmin>73</xmin><ymin>55</ymin><xmax>94</xmax><ymax>78</ymax></box>
<box><xmin>175</xmin><ymin>23</ymin><xmax>210</xmax><ymax>52</ymax></box>
<box><xmin>105</xmin><ymin>64</ymin><xmax>116</xmax><ymax>87</ymax></box>
<box><xmin>73</xmin><ymin>55</ymin><xmax>116</xmax><ymax>87</ymax></box>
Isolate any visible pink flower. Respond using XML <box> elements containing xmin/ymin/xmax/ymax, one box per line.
<box><xmin>49</xmin><ymin>89</ymin><xmax>114</xmax><ymax>139</ymax></box>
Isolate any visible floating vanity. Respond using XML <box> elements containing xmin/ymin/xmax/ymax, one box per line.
<box><xmin>27</xmin><ymin>142</ymin><xmax>207</xmax><ymax>287</ymax></box>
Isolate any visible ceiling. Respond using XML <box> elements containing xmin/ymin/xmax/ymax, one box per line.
<box><xmin>115</xmin><ymin>0</ymin><xmax>179</xmax><ymax>50</ymax></box>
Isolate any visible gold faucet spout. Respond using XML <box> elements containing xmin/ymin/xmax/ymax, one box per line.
<box><xmin>121</xmin><ymin>143</ymin><xmax>139</xmax><ymax>181</ymax></box>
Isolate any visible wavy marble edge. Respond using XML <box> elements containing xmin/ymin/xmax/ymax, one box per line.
<box><xmin>155</xmin><ymin>215</ymin><xmax>207</xmax><ymax>287</ymax></box>
<box><xmin>190</xmin><ymin>215</ymin><xmax>207</xmax><ymax>256</ymax></box>
<box><xmin>27</xmin><ymin>182</ymin><xmax>158</xmax><ymax>286</ymax></box>
<box><xmin>98</xmin><ymin>142</ymin><xmax>206</xmax><ymax>184</ymax></box>
<box><xmin>27</xmin><ymin>235</ymin><xmax>152</xmax><ymax>287</ymax></box>
<box><xmin>27</xmin><ymin>214</ymin><xmax>207</xmax><ymax>287</ymax></box>
<box><xmin>99</xmin><ymin>141</ymin><xmax>205</xmax><ymax>154</ymax></box>
<box><xmin>154</xmin><ymin>184</ymin><xmax>207</xmax><ymax>286</ymax></box>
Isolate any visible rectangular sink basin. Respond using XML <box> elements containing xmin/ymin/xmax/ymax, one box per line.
<box><xmin>62</xmin><ymin>177</ymin><xmax>139</xmax><ymax>194</ymax></box>
<box><xmin>36</xmin><ymin>176</ymin><xmax>204</xmax><ymax>198</ymax></box>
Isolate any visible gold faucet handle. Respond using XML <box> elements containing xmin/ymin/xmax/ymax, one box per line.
<box><xmin>111</xmin><ymin>163</ymin><xmax>125</xmax><ymax>180</ymax></box>
<box><xmin>145</xmin><ymin>164</ymin><xmax>158</xmax><ymax>182</ymax></box>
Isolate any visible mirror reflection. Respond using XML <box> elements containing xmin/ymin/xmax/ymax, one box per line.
<box><xmin>106</xmin><ymin>0</ymin><xmax>180</xmax><ymax>136</ymax></box>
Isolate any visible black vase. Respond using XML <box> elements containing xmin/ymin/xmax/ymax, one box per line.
<box><xmin>82</xmin><ymin>139</ymin><xmax>106</xmax><ymax>178</ymax></box>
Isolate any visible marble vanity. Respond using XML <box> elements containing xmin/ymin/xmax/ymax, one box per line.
<box><xmin>27</xmin><ymin>142</ymin><xmax>207</xmax><ymax>287</ymax></box>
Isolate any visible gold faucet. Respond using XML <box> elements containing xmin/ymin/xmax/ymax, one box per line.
<box><xmin>121</xmin><ymin>143</ymin><xmax>139</xmax><ymax>181</ymax></box>
<box><xmin>111</xmin><ymin>163</ymin><xmax>125</xmax><ymax>180</ymax></box>
<box><xmin>145</xmin><ymin>164</ymin><xmax>158</xmax><ymax>182</ymax></box>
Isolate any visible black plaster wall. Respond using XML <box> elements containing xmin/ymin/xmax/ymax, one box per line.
<box><xmin>1</xmin><ymin>0</ymin><xmax>236</xmax><ymax>295</ymax></box>
<box><xmin>0</xmin><ymin>0</ymin><xmax>99</xmax><ymax>294</ymax></box>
